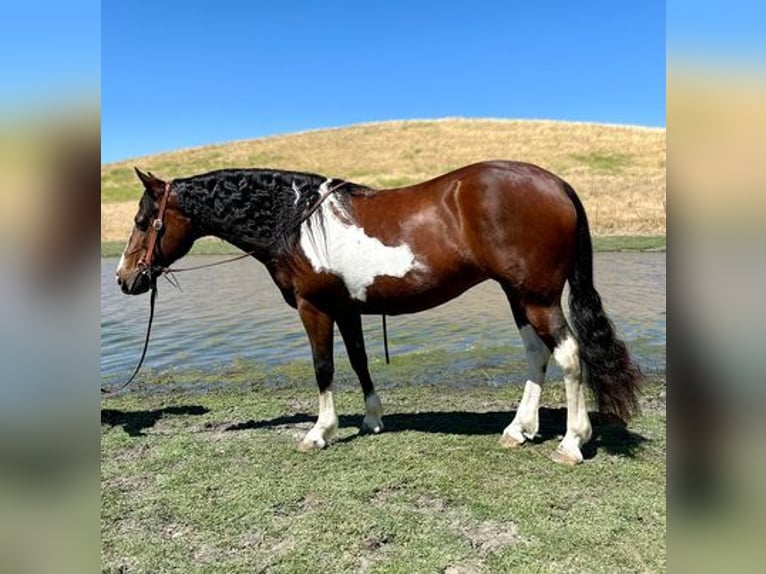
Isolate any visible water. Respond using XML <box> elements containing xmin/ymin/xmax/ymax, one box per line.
<box><xmin>101</xmin><ymin>252</ymin><xmax>665</xmax><ymax>381</ymax></box>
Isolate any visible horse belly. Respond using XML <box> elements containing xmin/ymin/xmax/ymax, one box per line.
<box><xmin>357</xmin><ymin>262</ymin><xmax>485</xmax><ymax>315</ymax></box>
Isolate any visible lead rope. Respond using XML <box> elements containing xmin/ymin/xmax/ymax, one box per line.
<box><xmin>101</xmin><ymin>280</ymin><xmax>158</xmax><ymax>394</ymax></box>
<box><xmin>382</xmin><ymin>314</ymin><xmax>390</xmax><ymax>364</ymax></box>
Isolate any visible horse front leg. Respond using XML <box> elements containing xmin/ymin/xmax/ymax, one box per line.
<box><xmin>297</xmin><ymin>299</ymin><xmax>338</xmax><ymax>451</ymax></box>
<box><xmin>337</xmin><ymin>312</ymin><xmax>384</xmax><ymax>434</ymax></box>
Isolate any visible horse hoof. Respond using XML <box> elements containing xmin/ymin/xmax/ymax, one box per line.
<box><xmin>297</xmin><ymin>437</ymin><xmax>326</xmax><ymax>452</ymax></box>
<box><xmin>550</xmin><ymin>446</ymin><xmax>582</xmax><ymax>466</ymax></box>
<box><xmin>499</xmin><ymin>434</ymin><xmax>525</xmax><ymax>449</ymax></box>
<box><xmin>361</xmin><ymin>416</ymin><xmax>384</xmax><ymax>434</ymax></box>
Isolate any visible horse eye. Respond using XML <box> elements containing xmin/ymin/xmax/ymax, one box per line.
<box><xmin>134</xmin><ymin>217</ymin><xmax>149</xmax><ymax>232</ymax></box>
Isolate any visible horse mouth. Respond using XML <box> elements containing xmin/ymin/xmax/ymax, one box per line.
<box><xmin>118</xmin><ymin>270</ymin><xmax>153</xmax><ymax>295</ymax></box>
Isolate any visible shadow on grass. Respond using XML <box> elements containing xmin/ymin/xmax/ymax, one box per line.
<box><xmin>225</xmin><ymin>408</ymin><xmax>648</xmax><ymax>459</ymax></box>
<box><xmin>101</xmin><ymin>405</ymin><xmax>210</xmax><ymax>437</ymax></box>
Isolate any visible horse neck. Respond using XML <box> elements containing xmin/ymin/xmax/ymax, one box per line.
<box><xmin>176</xmin><ymin>170</ymin><xmax>317</xmax><ymax>260</ymax></box>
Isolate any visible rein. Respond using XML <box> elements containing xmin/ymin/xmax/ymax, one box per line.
<box><xmin>102</xmin><ymin>179</ymin><xmax>391</xmax><ymax>395</ymax></box>
<box><xmin>101</xmin><ymin>282</ymin><xmax>157</xmax><ymax>394</ymax></box>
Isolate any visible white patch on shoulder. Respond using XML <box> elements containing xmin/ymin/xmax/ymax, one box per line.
<box><xmin>299</xmin><ymin>180</ymin><xmax>421</xmax><ymax>301</ymax></box>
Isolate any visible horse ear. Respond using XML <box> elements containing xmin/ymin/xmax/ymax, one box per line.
<box><xmin>134</xmin><ymin>167</ymin><xmax>166</xmax><ymax>198</ymax></box>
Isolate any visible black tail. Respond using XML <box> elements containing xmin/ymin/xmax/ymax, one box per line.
<box><xmin>563</xmin><ymin>183</ymin><xmax>643</xmax><ymax>421</ymax></box>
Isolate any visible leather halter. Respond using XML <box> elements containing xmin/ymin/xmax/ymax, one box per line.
<box><xmin>138</xmin><ymin>181</ymin><xmax>172</xmax><ymax>273</ymax></box>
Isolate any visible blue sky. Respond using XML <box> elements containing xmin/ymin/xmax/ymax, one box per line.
<box><xmin>101</xmin><ymin>1</ymin><xmax>665</xmax><ymax>163</ymax></box>
<box><xmin>0</xmin><ymin>1</ymin><xmax>99</xmax><ymax>108</ymax></box>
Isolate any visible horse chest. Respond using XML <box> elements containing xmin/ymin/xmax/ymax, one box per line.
<box><xmin>297</xmin><ymin>198</ymin><xmax>421</xmax><ymax>302</ymax></box>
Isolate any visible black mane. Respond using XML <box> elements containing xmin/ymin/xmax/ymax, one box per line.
<box><xmin>172</xmin><ymin>168</ymin><xmax>370</xmax><ymax>256</ymax></box>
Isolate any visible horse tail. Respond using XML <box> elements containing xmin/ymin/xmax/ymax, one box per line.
<box><xmin>563</xmin><ymin>182</ymin><xmax>643</xmax><ymax>421</ymax></box>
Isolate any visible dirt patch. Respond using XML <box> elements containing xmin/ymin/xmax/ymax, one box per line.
<box><xmin>103</xmin><ymin>472</ymin><xmax>154</xmax><ymax>495</ymax></box>
<box><xmin>457</xmin><ymin>519</ymin><xmax>521</xmax><ymax>553</ymax></box>
<box><xmin>370</xmin><ymin>484</ymin><xmax>410</xmax><ymax>506</ymax></box>
<box><xmin>271</xmin><ymin>494</ymin><xmax>324</xmax><ymax>517</ymax></box>
<box><xmin>193</xmin><ymin>542</ymin><xmax>224</xmax><ymax>564</ymax></box>
<box><xmin>371</xmin><ymin>488</ymin><xmax>521</xmax><ymax>556</ymax></box>
<box><xmin>356</xmin><ymin>532</ymin><xmax>395</xmax><ymax>572</ymax></box>
<box><xmin>415</xmin><ymin>494</ymin><xmax>448</xmax><ymax>513</ymax></box>
<box><xmin>237</xmin><ymin>529</ymin><xmax>266</xmax><ymax>549</ymax></box>
<box><xmin>361</xmin><ymin>533</ymin><xmax>393</xmax><ymax>552</ymax></box>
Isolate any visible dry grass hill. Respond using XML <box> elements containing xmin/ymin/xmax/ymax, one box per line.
<box><xmin>101</xmin><ymin>118</ymin><xmax>665</xmax><ymax>242</ymax></box>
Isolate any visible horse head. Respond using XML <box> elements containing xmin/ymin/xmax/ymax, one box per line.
<box><xmin>115</xmin><ymin>168</ymin><xmax>195</xmax><ymax>294</ymax></box>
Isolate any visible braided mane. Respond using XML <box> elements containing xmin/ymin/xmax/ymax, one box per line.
<box><xmin>173</xmin><ymin>168</ymin><xmax>370</xmax><ymax>255</ymax></box>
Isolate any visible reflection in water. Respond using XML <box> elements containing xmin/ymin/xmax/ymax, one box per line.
<box><xmin>101</xmin><ymin>252</ymin><xmax>665</xmax><ymax>380</ymax></box>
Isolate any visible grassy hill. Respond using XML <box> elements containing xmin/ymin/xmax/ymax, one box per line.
<box><xmin>101</xmin><ymin>118</ymin><xmax>665</xmax><ymax>245</ymax></box>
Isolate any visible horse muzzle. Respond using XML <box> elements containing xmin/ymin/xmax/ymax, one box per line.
<box><xmin>117</xmin><ymin>269</ymin><xmax>154</xmax><ymax>295</ymax></box>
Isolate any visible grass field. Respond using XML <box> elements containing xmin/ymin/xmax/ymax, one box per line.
<box><xmin>101</xmin><ymin>358</ymin><xmax>665</xmax><ymax>573</ymax></box>
<box><xmin>101</xmin><ymin>119</ymin><xmax>666</xmax><ymax>243</ymax></box>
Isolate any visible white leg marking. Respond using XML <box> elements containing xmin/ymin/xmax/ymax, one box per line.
<box><xmin>553</xmin><ymin>335</ymin><xmax>580</xmax><ymax>374</ymax></box>
<box><xmin>502</xmin><ymin>326</ymin><xmax>550</xmax><ymax>444</ymax></box>
<box><xmin>552</xmin><ymin>333</ymin><xmax>592</xmax><ymax>464</ymax></box>
<box><xmin>299</xmin><ymin>180</ymin><xmax>423</xmax><ymax>301</ymax></box>
<box><xmin>503</xmin><ymin>380</ymin><xmax>542</xmax><ymax>444</ymax></box>
<box><xmin>300</xmin><ymin>388</ymin><xmax>338</xmax><ymax>450</ymax></box>
<box><xmin>361</xmin><ymin>393</ymin><xmax>384</xmax><ymax>433</ymax></box>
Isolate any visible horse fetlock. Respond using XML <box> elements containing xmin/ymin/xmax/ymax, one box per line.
<box><xmin>522</xmin><ymin>417</ymin><xmax>539</xmax><ymax>441</ymax></box>
<box><xmin>501</xmin><ymin>410</ymin><xmax>539</xmax><ymax>446</ymax></box>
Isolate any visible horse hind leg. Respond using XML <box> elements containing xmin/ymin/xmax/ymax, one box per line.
<box><xmin>337</xmin><ymin>312</ymin><xmax>384</xmax><ymax>434</ymax></box>
<box><xmin>500</xmin><ymin>300</ymin><xmax>551</xmax><ymax>448</ymax></box>
<box><xmin>504</xmin><ymin>300</ymin><xmax>592</xmax><ymax>464</ymax></box>
<box><xmin>549</xmin><ymin>325</ymin><xmax>593</xmax><ymax>465</ymax></box>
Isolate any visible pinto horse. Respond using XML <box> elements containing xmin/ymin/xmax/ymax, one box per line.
<box><xmin>115</xmin><ymin>161</ymin><xmax>642</xmax><ymax>465</ymax></box>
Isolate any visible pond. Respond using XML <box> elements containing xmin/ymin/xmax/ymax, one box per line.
<box><xmin>101</xmin><ymin>252</ymin><xmax>665</xmax><ymax>384</ymax></box>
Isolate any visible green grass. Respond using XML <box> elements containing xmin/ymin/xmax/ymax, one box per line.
<box><xmin>102</xmin><ymin>362</ymin><xmax>666</xmax><ymax>573</ymax></box>
<box><xmin>591</xmin><ymin>235</ymin><xmax>665</xmax><ymax>252</ymax></box>
<box><xmin>569</xmin><ymin>152</ymin><xmax>633</xmax><ymax>173</ymax></box>
<box><xmin>101</xmin><ymin>235</ymin><xmax>666</xmax><ymax>258</ymax></box>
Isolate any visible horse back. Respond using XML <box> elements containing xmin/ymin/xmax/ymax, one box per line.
<box><xmin>289</xmin><ymin>161</ymin><xmax>579</xmax><ymax>313</ymax></box>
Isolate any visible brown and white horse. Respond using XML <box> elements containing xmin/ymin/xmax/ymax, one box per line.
<box><xmin>115</xmin><ymin>161</ymin><xmax>642</xmax><ymax>464</ymax></box>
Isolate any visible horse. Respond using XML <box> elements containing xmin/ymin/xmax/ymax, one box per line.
<box><xmin>115</xmin><ymin>161</ymin><xmax>642</xmax><ymax>465</ymax></box>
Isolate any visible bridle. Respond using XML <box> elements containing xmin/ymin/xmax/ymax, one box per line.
<box><xmin>138</xmin><ymin>181</ymin><xmax>173</xmax><ymax>277</ymax></box>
